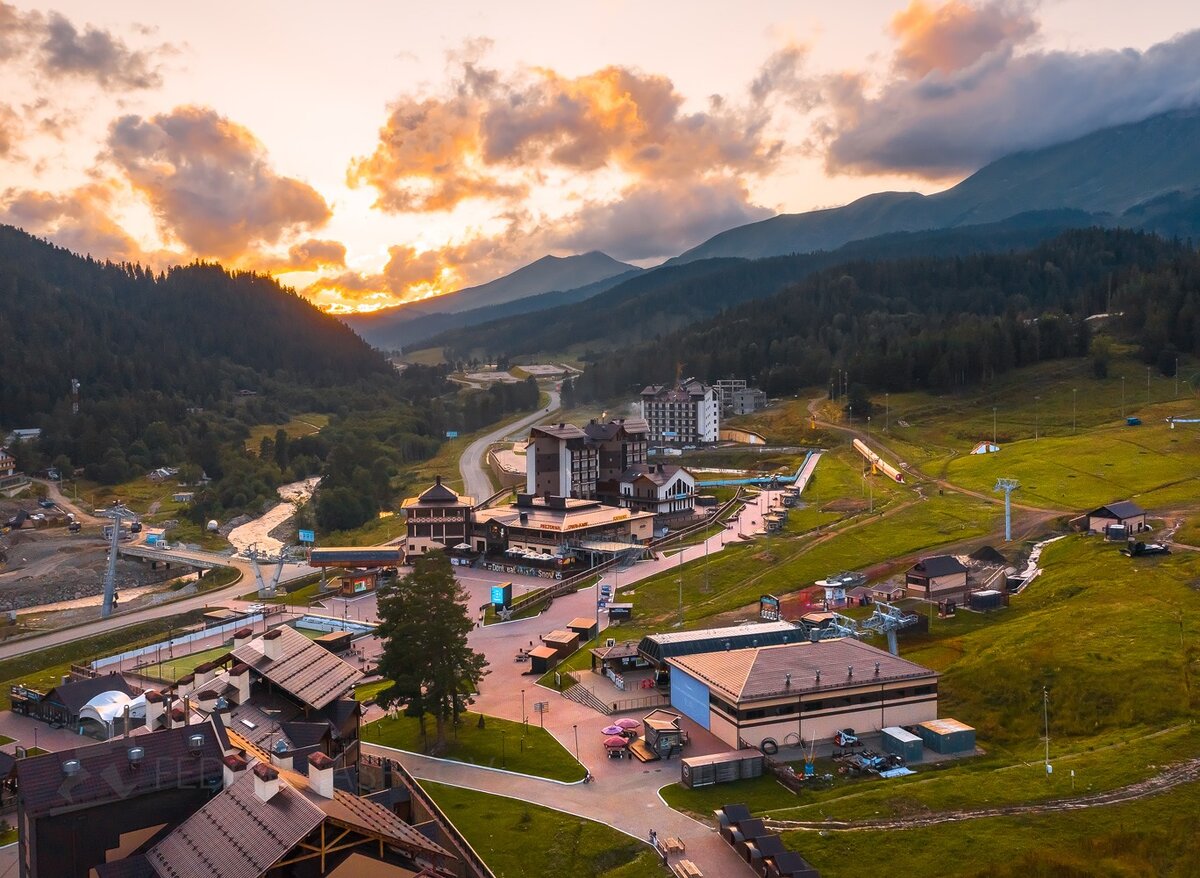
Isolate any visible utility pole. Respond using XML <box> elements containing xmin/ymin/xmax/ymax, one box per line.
<box><xmin>992</xmin><ymin>407</ymin><xmax>997</xmax><ymax>445</ymax></box>
<box><xmin>1175</xmin><ymin>358</ymin><xmax>1180</xmax><ymax>398</ymax></box>
<box><xmin>1147</xmin><ymin>365</ymin><xmax>1151</xmax><ymax>406</ymax></box>
<box><xmin>1043</xmin><ymin>687</ymin><xmax>1051</xmax><ymax>779</ymax></box>
<box><xmin>677</xmin><ymin>546</ymin><xmax>683</xmax><ymax>625</ymax></box>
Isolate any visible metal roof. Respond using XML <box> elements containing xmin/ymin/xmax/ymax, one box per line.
<box><xmin>667</xmin><ymin>637</ymin><xmax>937</xmax><ymax>703</ymax></box>
<box><xmin>147</xmin><ymin>769</ymin><xmax>325</xmax><ymax>878</ymax></box>
<box><xmin>1090</xmin><ymin>500</ymin><xmax>1146</xmax><ymax>519</ymax></box>
<box><xmin>16</xmin><ymin>720</ymin><xmax>224</xmax><ymax>817</ymax></box>
<box><xmin>231</xmin><ymin>626</ymin><xmax>363</xmax><ymax>710</ymax></box>
<box><xmin>638</xmin><ymin>622</ymin><xmax>801</xmax><ymax>663</ymax></box>
<box><xmin>907</xmin><ymin>555</ymin><xmax>968</xmax><ymax>578</ymax></box>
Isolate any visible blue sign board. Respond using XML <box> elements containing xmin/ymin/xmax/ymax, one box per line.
<box><xmin>298</xmin><ymin>529</ymin><xmax>315</xmax><ymax>544</ymax></box>
<box><xmin>446</xmin><ymin>431</ymin><xmax>459</xmax><ymax>439</ymax></box>
<box><xmin>490</xmin><ymin>583</ymin><xmax>512</xmax><ymax>608</ymax></box>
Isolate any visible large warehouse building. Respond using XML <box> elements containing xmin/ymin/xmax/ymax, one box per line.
<box><xmin>666</xmin><ymin>637</ymin><xmax>939</xmax><ymax>749</ymax></box>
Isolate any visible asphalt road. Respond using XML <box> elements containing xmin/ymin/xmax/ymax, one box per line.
<box><xmin>459</xmin><ymin>389</ymin><xmax>560</xmax><ymax>501</ymax></box>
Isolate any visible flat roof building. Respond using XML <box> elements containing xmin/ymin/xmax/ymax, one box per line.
<box><xmin>665</xmin><ymin>637</ymin><xmax>938</xmax><ymax>750</ymax></box>
<box><xmin>640</xmin><ymin>379</ymin><xmax>719</xmax><ymax>445</ymax></box>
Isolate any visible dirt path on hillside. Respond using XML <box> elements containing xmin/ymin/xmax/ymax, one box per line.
<box><xmin>767</xmin><ymin>756</ymin><xmax>1200</xmax><ymax>832</ymax></box>
<box><xmin>806</xmin><ymin>396</ymin><xmax>1070</xmax><ymax>516</ymax></box>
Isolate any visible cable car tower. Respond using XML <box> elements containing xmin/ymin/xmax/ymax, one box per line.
<box><xmin>861</xmin><ymin>600</ymin><xmax>920</xmax><ymax>656</ymax></box>
<box><xmin>994</xmin><ymin>478</ymin><xmax>1020</xmax><ymax>542</ymax></box>
<box><xmin>100</xmin><ymin>503</ymin><xmax>135</xmax><ymax>618</ymax></box>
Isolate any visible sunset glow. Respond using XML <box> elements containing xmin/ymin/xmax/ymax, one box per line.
<box><xmin>1</xmin><ymin>0</ymin><xmax>1196</xmax><ymax>313</ymax></box>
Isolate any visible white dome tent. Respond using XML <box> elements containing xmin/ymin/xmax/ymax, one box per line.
<box><xmin>78</xmin><ymin>690</ymin><xmax>147</xmax><ymax>734</ymax></box>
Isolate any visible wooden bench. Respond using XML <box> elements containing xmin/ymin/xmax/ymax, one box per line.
<box><xmin>663</xmin><ymin>837</ymin><xmax>686</xmax><ymax>855</ymax></box>
<box><xmin>671</xmin><ymin>859</ymin><xmax>703</xmax><ymax>878</ymax></box>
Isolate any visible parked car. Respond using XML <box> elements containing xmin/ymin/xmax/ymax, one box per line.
<box><xmin>37</xmin><ymin>499</ymin><xmax>55</xmax><ymax>509</ymax></box>
<box><xmin>68</xmin><ymin>521</ymin><xmax>82</xmax><ymax>533</ymax></box>
<box><xmin>130</xmin><ymin>521</ymin><xmax>142</xmax><ymax>533</ymax></box>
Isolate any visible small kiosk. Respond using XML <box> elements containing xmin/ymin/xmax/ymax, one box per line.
<box><xmin>528</xmin><ymin>646</ymin><xmax>559</xmax><ymax>674</ymax></box>
<box><xmin>541</xmin><ymin>629</ymin><xmax>580</xmax><ymax>657</ymax></box>
<box><xmin>566</xmin><ymin>616</ymin><xmax>599</xmax><ymax>642</ymax></box>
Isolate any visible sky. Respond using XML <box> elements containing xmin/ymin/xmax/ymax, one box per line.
<box><xmin>1</xmin><ymin>1</ymin><xmax>1198</xmax><ymax>313</ymax></box>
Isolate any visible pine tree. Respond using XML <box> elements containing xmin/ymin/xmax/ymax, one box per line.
<box><xmin>375</xmin><ymin>554</ymin><xmax>489</xmax><ymax>753</ymax></box>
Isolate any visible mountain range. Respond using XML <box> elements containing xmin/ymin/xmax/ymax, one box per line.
<box><xmin>362</xmin><ymin>107</ymin><xmax>1200</xmax><ymax>356</ymax></box>
<box><xmin>344</xmin><ymin>251</ymin><xmax>637</xmax><ymax>350</ymax></box>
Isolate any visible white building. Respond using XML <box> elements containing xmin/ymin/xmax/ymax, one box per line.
<box><xmin>640</xmin><ymin>379</ymin><xmax>719</xmax><ymax>445</ymax></box>
<box><xmin>618</xmin><ymin>463</ymin><xmax>696</xmax><ymax>516</ymax></box>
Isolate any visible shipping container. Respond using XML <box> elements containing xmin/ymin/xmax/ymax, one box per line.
<box><xmin>915</xmin><ymin>718</ymin><xmax>975</xmax><ymax>754</ymax></box>
<box><xmin>881</xmin><ymin>726</ymin><xmax>923</xmax><ymax>763</ymax></box>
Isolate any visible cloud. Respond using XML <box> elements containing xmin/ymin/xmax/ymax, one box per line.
<box><xmin>39</xmin><ymin>10</ymin><xmax>166</xmax><ymax>88</ymax></box>
<box><xmin>0</xmin><ymin>102</ymin><xmax>20</xmax><ymax>155</ymax></box>
<box><xmin>0</xmin><ymin>2</ymin><xmax>169</xmax><ymax>88</ymax></box>
<box><xmin>0</xmin><ymin>180</ymin><xmax>148</xmax><ymax>263</ymax></box>
<box><xmin>349</xmin><ymin>55</ymin><xmax>786</xmax><ymax>215</ymax></box>
<box><xmin>822</xmin><ymin>1</ymin><xmax>1200</xmax><ymax>176</ymax></box>
<box><xmin>247</xmin><ymin>238</ymin><xmax>347</xmax><ymax>273</ymax></box>
<box><xmin>107</xmin><ymin>105</ymin><xmax>331</xmax><ymax>260</ymax></box>
<box><xmin>550</xmin><ymin>179</ymin><xmax>773</xmax><ymax>262</ymax></box>
<box><xmin>890</xmin><ymin>0</ymin><xmax>1037</xmax><ymax>77</ymax></box>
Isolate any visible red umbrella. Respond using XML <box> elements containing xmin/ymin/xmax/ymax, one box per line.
<box><xmin>614</xmin><ymin>718</ymin><xmax>640</xmax><ymax>730</ymax></box>
<box><xmin>604</xmin><ymin>735</ymin><xmax>630</xmax><ymax>749</ymax></box>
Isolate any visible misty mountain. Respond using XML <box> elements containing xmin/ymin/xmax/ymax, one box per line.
<box><xmin>671</xmin><ymin>108</ymin><xmax>1200</xmax><ymax>264</ymax></box>
<box><xmin>346</xmin><ymin>267</ymin><xmax>641</xmax><ymax>351</ymax></box>
<box><xmin>345</xmin><ymin>251</ymin><xmax>637</xmax><ymax>349</ymax></box>
<box><xmin>427</xmin><ymin>210</ymin><xmax>1094</xmax><ymax>358</ymax></box>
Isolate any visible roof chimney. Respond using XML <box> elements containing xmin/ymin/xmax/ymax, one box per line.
<box><xmin>229</xmin><ymin>663</ymin><xmax>251</xmax><ymax>704</ymax></box>
<box><xmin>233</xmin><ymin>627</ymin><xmax>253</xmax><ymax>643</ymax></box>
<box><xmin>262</xmin><ymin>628</ymin><xmax>283</xmax><ymax>661</ymax></box>
<box><xmin>815</xmin><ymin>670</ymin><xmax>821</xmax><ymax>685</ymax></box>
<box><xmin>308</xmin><ymin>752</ymin><xmax>335</xmax><ymax>798</ymax></box>
<box><xmin>435</xmin><ymin>475</ymin><xmax>442</xmax><ymax>486</ymax></box>
<box><xmin>847</xmin><ymin>665</ymin><xmax>854</xmax><ymax>679</ymax></box>
<box><xmin>784</xmin><ymin>673</ymin><xmax>791</xmax><ymax>689</ymax></box>
<box><xmin>874</xmin><ymin>661</ymin><xmax>881</xmax><ymax>676</ymax></box>
<box><xmin>223</xmin><ymin>754</ymin><xmax>248</xmax><ymax>790</ymax></box>
<box><xmin>252</xmin><ymin>762</ymin><xmax>281</xmax><ymax>802</ymax></box>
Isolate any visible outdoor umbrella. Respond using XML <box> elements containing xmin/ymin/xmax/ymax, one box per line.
<box><xmin>601</xmin><ymin>725</ymin><xmax>624</xmax><ymax>736</ymax></box>
<box><xmin>614</xmin><ymin>718</ymin><xmax>640</xmax><ymax>730</ymax></box>
<box><xmin>604</xmin><ymin>735</ymin><xmax>630</xmax><ymax>749</ymax></box>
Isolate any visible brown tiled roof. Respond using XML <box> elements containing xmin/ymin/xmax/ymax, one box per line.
<box><xmin>16</xmin><ymin>721</ymin><xmax>224</xmax><ymax>817</ymax></box>
<box><xmin>530</xmin><ymin>422</ymin><xmax>587</xmax><ymax>440</ymax></box>
<box><xmin>667</xmin><ymin>638</ymin><xmax>937</xmax><ymax>703</ymax></box>
<box><xmin>231</xmin><ymin>626</ymin><xmax>363</xmax><ymax>710</ymax></box>
<box><xmin>146</xmin><ymin>769</ymin><xmax>324</xmax><ymax>878</ymax></box>
<box><xmin>95</xmin><ymin>857</ymin><xmax>157</xmax><ymax>878</ymax></box>
<box><xmin>318</xmin><ymin>789</ymin><xmax>451</xmax><ymax>859</ymax></box>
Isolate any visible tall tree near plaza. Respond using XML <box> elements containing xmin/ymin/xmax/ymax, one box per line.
<box><xmin>375</xmin><ymin>553</ymin><xmax>489</xmax><ymax>752</ymax></box>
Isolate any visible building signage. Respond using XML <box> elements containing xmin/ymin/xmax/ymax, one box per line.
<box><xmin>490</xmin><ymin>583</ymin><xmax>513</xmax><ymax>608</ymax></box>
<box><xmin>759</xmin><ymin>594</ymin><xmax>781</xmax><ymax>621</ymax></box>
<box><xmin>298</xmin><ymin>529</ymin><xmax>315</xmax><ymax>544</ymax></box>
<box><xmin>446</xmin><ymin>431</ymin><xmax>459</xmax><ymax>439</ymax></box>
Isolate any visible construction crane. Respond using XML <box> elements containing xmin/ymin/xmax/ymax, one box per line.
<box><xmin>99</xmin><ymin>503</ymin><xmax>136</xmax><ymax>618</ymax></box>
<box><xmin>860</xmin><ymin>600</ymin><xmax>920</xmax><ymax>656</ymax></box>
<box><xmin>994</xmin><ymin>478</ymin><xmax>1020</xmax><ymax>542</ymax></box>
<box><xmin>248</xmin><ymin>543</ymin><xmax>291</xmax><ymax>598</ymax></box>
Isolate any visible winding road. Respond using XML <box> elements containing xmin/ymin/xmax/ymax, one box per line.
<box><xmin>459</xmin><ymin>389</ymin><xmax>560</xmax><ymax>500</ymax></box>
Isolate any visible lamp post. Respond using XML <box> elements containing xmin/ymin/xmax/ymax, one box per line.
<box><xmin>573</xmin><ymin>724</ymin><xmax>580</xmax><ymax>762</ymax></box>
<box><xmin>992</xmin><ymin>407</ymin><xmax>997</xmax><ymax>445</ymax></box>
<box><xmin>521</xmin><ymin>689</ymin><xmax>526</xmax><ymax>728</ymax></box>
<box><xmin>1072</xmin><ymin>388</ymin><xmax>1077</xmax><ymax>434</ymax></box>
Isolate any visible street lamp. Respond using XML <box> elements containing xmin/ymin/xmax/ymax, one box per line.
<box><xmin>521</xmin><ymin>689</ymin><xmax>526</xmax><ymax>728</ymax></box>
<box><xmin>573</xmin><ymin>724</ymin><xmax>580</xmax><ymax>762</ymax></box>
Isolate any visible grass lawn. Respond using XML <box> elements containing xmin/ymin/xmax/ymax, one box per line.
<box><xmin>76</xmin><ymin>475</ymin><xmax>193</xmax><ymax>517</ymax></box>
<box><xmin>0</xmin><ymin>826</ymin><xmax>15</xmax><ymax>846</ymax></box>
<box><xmin>364</xmin><ymin>710</ymin><xmax>586</xmax><ymax>782</ymax></box>
<box><xmin>0</xmin><ymin>609</ymin><xmax>210</xmax><ymax>709</ymax></box>
<box><xmin>22</xmin><ymin>747</ymin><xmax>48</xmax><ymax>757</ymax></box>
<box><xmin>138</xmin><ymin>644</ymin><xmax>232</xmax><ymax>682</ymax></box>
<box><xmin>421</xmin><ymin>781</ymin><xmax>661</xmax><ymax>878</ymax></box>
<box><xmin>352</xmin><ymin>678</ymin><xmax>392</xmax><ymax>702</ymax></box>
<box><xmin>626</xmin><ymin>490</ymin><xmax>994</xmax><ymax>626</ymax></box>
<box><xmin>784</xmin><ymin>771</ymin><xmax>1200</xmax><ymax>878</ymax></box>
<box><xmin>0</xmin><ymin>735</ymin><xmax>13</xmax><ymax>746</ymax></box>
<box><xmin>316</xmin><ymin>512</ymin><xmax>406</xmax><ymax>547</ymax></box>
<box><xmin>942</xmin><ymin>420</ymin><xmax>1200</xmax><ymax>510</ymax></box>
<box><xmin>244</xmin><ymin>413</ymin><xmax>329</xmax><ymax>452</ymax></box>
<box><xmin>243</xmin><ymin>576</ymin><xmax>331</xmax><ymax>606</ymax></box>
<box><xmin>165</xmin><ymin>518</ymin><xmax>232</xmax><ymax>551</ymax></box>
